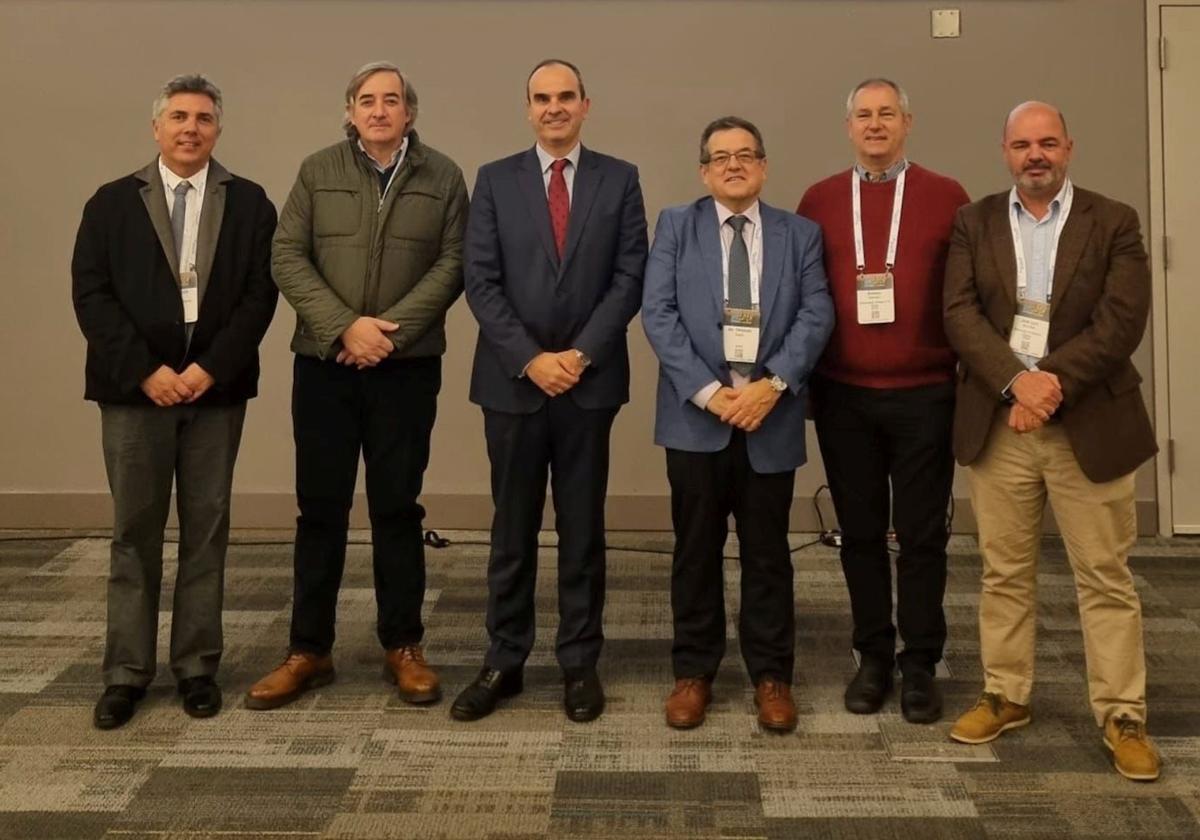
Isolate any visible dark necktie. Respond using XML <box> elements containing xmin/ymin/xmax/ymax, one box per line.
<box><xmin>548</xmin><ymin>159</ymin><xmax>570</xmax><ymax>258</ymax></box>
<box><xmin>726</xmin><ymin>215</ymin><xmax>753</xmax><ymax>376</ymax></box>
<box><xmin>171</xmin><ymin>180</ymin><xmax>191</xmax><ymax>266</ymax></box>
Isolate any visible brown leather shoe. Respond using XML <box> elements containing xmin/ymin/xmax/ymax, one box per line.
<box><xmin>755</xmin><ymin>677</ymin><xmax>797</xmax><ymax>733</ymax></box>
<box><xmin>384</xmin><ymin>645</ymin><xmax>441</xmax><ymax>704</ymax></box>
<box><xmin>665</xmin><ymin>678</ymin><xmax>712</xmax><ymax>729</ymax></box>
<box><xmin>244</xmin><ymin>652</ymin><xmax>335</xmax><ymax>710</ymax></box>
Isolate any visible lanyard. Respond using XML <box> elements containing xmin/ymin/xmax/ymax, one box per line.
<box><xmin>1009</xmin><ymin>181</ymin><xmax>1073</xmax><ymax>297</ymax></box>
<box><xmin>852</xmin><ymin>164</ymin><xmax>906</xmax><ymax>272</ymax></box>
<box><xmin>721</xmin><ymin>215</ymin><xmax>763</xmax><ymax>307</ymax></box>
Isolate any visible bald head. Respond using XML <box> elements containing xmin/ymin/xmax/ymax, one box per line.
<box><xmin>1003</xmin><ymin>101</ymin><xmax>1068</xmax><ymax>142</ymax></box>
<box><xmin>1002</xmin><ymin>100</ymin><xmax>1073</xmax><ymax>205</ymax></box>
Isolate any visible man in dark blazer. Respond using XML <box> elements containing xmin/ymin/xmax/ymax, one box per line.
<box><xmin>71</xmin><ymin>74</ymin><xmax>277</xmax><ymax>729</ymax></box>
<box><xmin>454</xmin><ymin>59</ymin><xmax>647</xmax><ymax>723</ymax></box>
<box><xmin>642</xmin><ymin>117</ymin><xmax>833</xmax><ymax>732</ymax></box>
<box><xmin>944</xmin><ymin>101</ymin><xmax>1159</xmax><ymax>781</ymax></box>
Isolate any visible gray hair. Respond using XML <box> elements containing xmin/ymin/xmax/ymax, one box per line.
<box><xmin>152</xmin><ymin>74</ymin><xmax>223</xmax><ymax>125</ymax></box>
<box><xmin>342</xmin><ymin>61</ymin><xmax>418</xmax><ymax>139</ymax></box>
<box><xmin>845</xmin><ymin>78</ymin><xmax>910</xmax><ymax>116</ymax></box>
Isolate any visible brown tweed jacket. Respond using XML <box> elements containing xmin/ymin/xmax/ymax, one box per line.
<box><xmin>943</xmin><ymin>186</ymin><xmax>1156</xmax><ymax>483</ymax></box>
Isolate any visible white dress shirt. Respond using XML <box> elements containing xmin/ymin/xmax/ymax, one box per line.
<box><xmin>158</xmin><ymin>157</ymin><xmax>208</xmax><ymax>274</ymax></box>
<box><xmin>692</xmin><ymin>199</ymin><xmax>764</xmax><ymax>409</ymax></box>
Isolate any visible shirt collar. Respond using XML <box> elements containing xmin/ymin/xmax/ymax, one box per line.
<box><xmin>357</xmin><ymin>135</ymin><xmax>408</xmax><ymax>172</ymax></box>
<box><xmin>158</xmin><ymin>156</ymin><xmax>209</xmax><ymax>197</ymax></box>
<box><xmin>855</xmin><ymin>158</ymin><xmax>908</xmax><ymax>183</ymax></box>
<box><xmin>714</xmin><ymin>198</ymin><xmax>762</xmax><ymax>230</ymax></box>
<box><xmin>1010</xmin><ymin>177</ymin><xmax>1072</xmax><ymax>223</ymax></box>
<box><xmin>536</xmin><ymin>142</ymin><xmax>581</xmax><ymax>174</ymax></box>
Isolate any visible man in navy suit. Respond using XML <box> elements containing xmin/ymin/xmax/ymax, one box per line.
<box><xmin>642</xmin><ymin>116</ymin><xmax>833</xmax><ymax>732</ymax></box>
<box><xmin>454</xmin><ymin>59</ymin><xmax>648</xmax><ymax>722</ymax></box>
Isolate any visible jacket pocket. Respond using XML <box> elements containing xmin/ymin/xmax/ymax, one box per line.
<box><xmin>386</xmin><ymin>189</ymin><xmax>442</xmax><ymax>242</ymax></box>
<box><xmin>313</xmin><ymin>188</ymin><xmax>361</xmax><ymax>237</ymax></box>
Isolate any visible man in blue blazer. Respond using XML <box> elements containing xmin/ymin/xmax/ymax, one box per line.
<box><xmin>455</xmin><ymin>59</ymin><xmax>648</xmax><ymax>722</ymax></box>
<box><xmin>643</xmin><ymin>116</ymin><xmax>833</xmax><ymax>732</ymax></box>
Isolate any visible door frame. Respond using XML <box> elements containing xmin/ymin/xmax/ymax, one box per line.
<box><xmin>1144</xmin><ymin>1</ymin><xmax>1190</xmax><ymax>536</ymax></box>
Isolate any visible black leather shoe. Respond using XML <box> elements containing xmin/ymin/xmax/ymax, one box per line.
<box><xmin>450</xmin><ymin>667</ymin><xmax>523</xmax><ymax>721</ymax></box>
<box><xmin>900</xmin><ymin>669</ymin><xmax>943</xmax><ymax>724</ymax></box>
<box><xmin>93</xmin><ymin>685</ymin><xmax>146</xmax><ymax>730</ymax></box>
<box><xmin>179</xmin><ymin>676</ymin><xmax>222</xmax><ymax>718</ymax></box>
<box><xmin>563</xmin><ymin>669</ymin><xmax>604</xmax><ymax>722</ymax></box>
<box><xmin>844</xmin><ymin>657</ymin><xmax>893</xmax><ymax>714</ymax></box>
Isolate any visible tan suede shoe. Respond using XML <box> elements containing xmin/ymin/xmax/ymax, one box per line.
<box><xmin>1104</xmin><ymin>715</ymin><xmax>1161</xmax><ymax>781</ymax></box>
<box><xmin>949</xmin><ymin>692</ymin><xmax>1031</xmax><ymax>744</ymax></box>
<box><xmin>754</xmin><ymin>677</ymin><xmax>797</xmax><ymax>733</ymax></box>
<box><xmin>384</xmin><ymin>645</ymin><xmax>441</xmax><ymax>704</ymax></box>
<box><xmin>244</xmin><ymin>652</ymin><xmax>335</xmax><ymax>710</ymax></box>
<box><xmin>665</xmin><ymin>678</ymin><xmax>712</xmax><ymax>729</ymax></box>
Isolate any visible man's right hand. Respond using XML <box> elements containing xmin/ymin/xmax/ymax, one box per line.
<box><xmin>339</xmin><ymin>317</ymin><xmax>399</xmax><ymax>367</ymax></box>
<box><xmin>1010</xmin><ymin>370</ymin><xmax>1062</xmax><ymax>420</ymax></box>
<box><xmin>526</xmin><ymin>352</ymin><xmax>581</xmax><ymax>397</ymax></box>
<box><xmin>1008</xmin><ymin>402</ymin><xmax>1045</xmax><ymax>433</ymax></box>
<box><xmin>705</xmin><ymin>386</ymin><xmax>738</xmax><ymax>418</ymax></box>
<box><xmin>140</xmin><ymin>365</ymin><xmax>193</xmax><ymax>407</ymax></box>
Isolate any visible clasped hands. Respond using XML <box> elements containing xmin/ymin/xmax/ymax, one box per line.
<box><xmin>706</xmin><ymin>379</ymin><xmax>781</xmax><ymax>433</ymax></box>
<box><xmin>526</xmin><ymin>350</ymin><xmax>586</xmax><ymax>397</ymax></box>
<box><xmin>140</xmin><ymin>363</ymin><xmax>215</xmax><ymax>406</ymax></box>
<box><xmin>1008</xmin><ymin>369</ymin><xmax>1063</xmax><ymax>433</ymax></box>
<box><xmin>336</xmin><ymin>316</ymin><xmax>399</xmax><ymax>368</ymax></box>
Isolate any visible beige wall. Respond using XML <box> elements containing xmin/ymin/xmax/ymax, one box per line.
<box><xmin>0</xmin><ymin>0</ymin><xmax>1156</xmax><ymax>531</ymax></box>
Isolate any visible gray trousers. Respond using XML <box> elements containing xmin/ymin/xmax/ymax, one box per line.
<box><xmin>99</xmin><ymin>402</ymin><xmax>246</xmax><ymax>687</ymax></box>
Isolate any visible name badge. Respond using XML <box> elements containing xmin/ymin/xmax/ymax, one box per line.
<box><xmin>856</xmin><ymin>272</ymin><xmax>895</xmax><ymax>324</ymax></box>
<box><xmin>723</xmin><ymin>305</ymin><xmax>760</xmax><ymax>364</ymax></box>
<box><xmin>1009</xmin><ymin>298</ymin><xmax>1050</xmax><ymax>359</ymax></box>
<box><xmin>180</xmin><ymin>270</ymin><xmax>199</xmax><ymax>324</ymax></box>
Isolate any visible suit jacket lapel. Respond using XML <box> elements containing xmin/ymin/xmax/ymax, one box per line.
<box><xmin>559</xmin><ymin>147</ymin><xmax>603</xmax><ymax>281</ymax></box>
<box><xmin>516</xmin><ymin>148</ymin><xmax>560</xmax><ymax>272</ymax></box>
<box><xmin>695</xmin><ymin>198</ymin><xmax>725</xmax><ymax>319</ymax></box>
<box><xmin>195</xmin><ymin>159</ymin><xmax>230</xmax><ymax>308</ymax></box>
<box><xmin>757</xmin><ymin>204</ymin><xmax>785</xmax><ymax>348</ymax></box>
<box><xmin>136</xmin><ymin>159</ymin><xmax>179</xmax><ymax>276</ymax></box>
<box><xmin>986</xmin><ymin>196</ymin><xmax>1018</xmax><ymax>312</ymax></box>
<box><xmin>1048</xmin><ymin>192</ymin><xmax>1093</xmax><ymax>320</ymax></box>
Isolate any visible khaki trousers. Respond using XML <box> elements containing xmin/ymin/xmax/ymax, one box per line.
<box><xmin>967</xmin><ymin>416</ymin><xmax>1145</xmax><ymax>726</ymax></box>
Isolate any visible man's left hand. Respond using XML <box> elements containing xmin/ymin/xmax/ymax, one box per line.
<box><xmin>180</xmin><ymin>363</ymin><xmax>215</xmax><ymax>403</ymax></box>
<box><xmin>720</xmin><ymin>379</ymin><xmax>781</xmax><ymax>432</ymax></box>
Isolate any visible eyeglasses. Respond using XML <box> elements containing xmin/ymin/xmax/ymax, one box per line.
<box><xmin>703</xmin><ymin>150</ymin><xmax>764</xmax><ymax>169</ymax></box>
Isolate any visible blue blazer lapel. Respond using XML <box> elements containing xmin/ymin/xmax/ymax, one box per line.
<box><xmin>516</xmin><ymin>148</ymin><xmax>559</xmax><ymax>271</ymax></box>
<box><xmin>757</xmin><ymin>204</ymin><xmax>786</xmax><ymax>348</ymax></box>
<box><xmin>694</xmin><ymin>198</ymin><xmax>724</xmax><ymax>317</ymax></box>
<box><xmin>559</xmin><ymin>147</ymin><xmax>603</xmax><ymax>280</ymax></box>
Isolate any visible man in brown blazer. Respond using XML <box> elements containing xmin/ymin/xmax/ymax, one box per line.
<box><xmin>943</xmin><ymin>101</ymin><xmax>1159</xmax><ymax>781</ymax></box>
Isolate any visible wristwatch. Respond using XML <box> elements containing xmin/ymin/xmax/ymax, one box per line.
<box><xmin>766</xmin><ymin>373</ymin><xmax>787</xmax><ymax>392</ymax></box>
<box><xmin>575</xmin><ymin>349</ymin><xmax>592</xmax><ymax>369</ymax></box>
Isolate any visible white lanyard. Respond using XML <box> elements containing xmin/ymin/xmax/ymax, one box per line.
<box><xmin>852</xmin><ymin>165</ymin><xmax>906</xmax><ymax>272</ymax></box>
<box><xmin>1009</xmin><ymin>181</ymin><xmax>1073</xmax><ymax>297</ymax></box>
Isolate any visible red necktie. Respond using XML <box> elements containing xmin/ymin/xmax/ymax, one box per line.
<box><xmin>548</xmin><ymin>158</ymin><xmax>570</xmax><ymax>258</ymax></box>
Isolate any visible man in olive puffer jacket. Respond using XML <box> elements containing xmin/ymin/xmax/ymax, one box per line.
<box><xmin>246</xmin><ymin>61</ymin><xmax>468</xmax><ymax>711</ymax></box>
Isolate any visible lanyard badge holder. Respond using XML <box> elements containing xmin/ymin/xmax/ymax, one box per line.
<box><xmin>1008</xmin><ymin>182</ymin><xmax>1073</xmax><ymax>360</ymax></box>
<box><xmin>723</xmin><ymin>303</ymin><xmax>760</xmax><ymax>366</ymax></box>
<box><xmin>852</xmin><ymin>167</ymin><xmax>905</xmax><ymax>325</ymax></box>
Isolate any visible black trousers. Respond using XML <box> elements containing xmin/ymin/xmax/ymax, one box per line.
<box><xmin>666</xmin><ymin>431</ymin><xmax>797</xmax><ymax>685</ymax></box>
<box><xmin>811</xmin><ymin>374</ymin><xmax>954</xmax><ymax>674</ymax></box>
<box><xmin>482</xmin><ymin>397</ymin><xmax>617</xmax><ymax>674</ymax></box>
<box><xmin>289</xmin><ymin>354</ymin><xmax>440</xmax><ymax>655</ymax></box>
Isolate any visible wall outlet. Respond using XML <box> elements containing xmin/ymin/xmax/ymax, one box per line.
<box><xmin>932</xmin><ymin>8</ymin><xmax>960</xmax><ymax>38</ymax></box>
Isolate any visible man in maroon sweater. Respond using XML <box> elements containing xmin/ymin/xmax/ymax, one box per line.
<box><xmin>797</xmin><ymin>78</ymin><xmax>969</xmax><ymax>723</ymax></box>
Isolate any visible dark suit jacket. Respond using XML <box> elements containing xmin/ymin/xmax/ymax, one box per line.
<box><xmin>464</xmin><ymin>146</ymin><xmax>648</xmax><ymax>413</ymax></box>
<box><xmin>943</xmin><ymin>186</ymin><xmax>1156</xmax><ymax>482</ymax></box>
<box><xmin>72</xmin><ymin>159</ymin><xmax>278</xmax><ymax>406</ymax></box>
<box><xmin>642</xmin><ymin>198</ymin><xmax>833</xmax><ymax>474</ymax></box>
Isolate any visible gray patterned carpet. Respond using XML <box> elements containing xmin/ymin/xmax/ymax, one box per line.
<box><xmin>1</xmin><ymin>530</ymin><xmax>1199</xmax><ymax>839</ymax></box>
